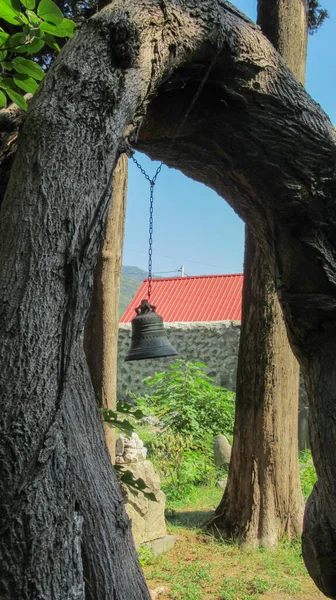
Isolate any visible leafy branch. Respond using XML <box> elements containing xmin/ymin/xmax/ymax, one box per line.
<box><xmin>0</xmin><ymin>0</ymin><xmax>75</xmax><ymax>110</ymax></box>
<box><xmin>308</xmin><ymin>0</ymin><xmax>329</xmax><ymax>34</ymax></box>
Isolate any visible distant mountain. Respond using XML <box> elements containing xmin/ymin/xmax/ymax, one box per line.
<box><xmin>119</xmin><ymin>266</ymin><xmax>147</xmax><ymax>317</ymax></box>
<box><xmin>121</xmin><ymin>265</ymin><xmax>148</xmax><ymax>282</ymax></box>
<box><xmin>119</xmin><ymin>266</ymin><xmax>162</xmax><ymax>317</ymax></box>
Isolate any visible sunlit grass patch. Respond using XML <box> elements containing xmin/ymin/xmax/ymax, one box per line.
<box><xmin>143</xmin><ymin>486</ymin><xmax>324</xmax><ymax>600</ymax></box>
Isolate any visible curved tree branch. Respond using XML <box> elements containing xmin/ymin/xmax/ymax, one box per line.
<box><xmin>1</xmin><ymin>0</ymin><xmax>336</xmax><ymax>597</ymax></box>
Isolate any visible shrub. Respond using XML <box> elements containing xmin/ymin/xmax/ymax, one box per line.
<box><xmin>299</xmin><ymin>449</ymin><xmax>317</xmax><ymax>499</ymax></box>
<box><xmin>151</xmin><ymin>430</ymin><xmax>216</xmax><ymax>500</ymax></box>
<box><xmin>143</xmin><ymin>359</ymin><xmax>235</xmax><ymax>440</ymax></box>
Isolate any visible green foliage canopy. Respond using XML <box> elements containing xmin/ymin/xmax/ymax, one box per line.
<box><xmin>0</xmin><ymin>0</ymin><xmax>75</xmax><ymax>110</ymax></box>
<box><xmin>308</xmin><ymin>0</ymin><xmax>329</xmax><ymax>34</ymax></box>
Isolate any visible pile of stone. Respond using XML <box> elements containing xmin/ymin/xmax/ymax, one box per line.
<box><xmin>116</xmin><ymin>432</ymin><xmax>176</xmax><ymax>554</ymax></box>
<box><xmin>116</xmin><ymin>431</ymin><xmax>147</xmax><ymax>464</ymax></box>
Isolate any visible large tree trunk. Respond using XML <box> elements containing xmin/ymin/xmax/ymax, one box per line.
<box><xmin>212</xmin><ymin>0</ymin><xmax>308</xmax><ymax>547</ymax></box>
<box><xmin>82</xmin><ymin>0</ymin><xmax>129</xmax><ymax>468</ymax></box>
<box><xmin>0</xmin><ymin>0</ymin><xmax>336</xmax><ymax>597</ymax></box>
<box><xmin>213</xmin><ymin>233</ymin><xmax>303</xmax><ymax>546</ymax></box>
<box><xmin>84</xmin><ymin>154</ymin><xmax>128</xmax><ymax>464</ymax></box>
<box><xmin>257</xmin><ymin>0</ymin><xmax>308</xmax><ymax>84</ymax></box>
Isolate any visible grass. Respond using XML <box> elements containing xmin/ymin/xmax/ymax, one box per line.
<box><xmin>142</xmin><ymin>485</ymin><xmax>325</xmax><ymax>600</ymax></box>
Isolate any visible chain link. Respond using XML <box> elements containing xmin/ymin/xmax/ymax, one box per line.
<box><xmin>147</xmin><ymin>182</ymin><xmax>154</xmax><ymax>299</ymax></box>
<box><xmin>132</xmin><ymin>158</ymin><xmax>163</xmax><ymax>299</ymax></box>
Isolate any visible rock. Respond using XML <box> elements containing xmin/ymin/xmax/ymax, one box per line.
<box><xmin>136</xmin><ymin>437</ymin><xmax>144</xmax><ymax>449</ymax></box>
<box><xmin>214</xmin><ymin>434</ymin><xmax>231</xmax><ymax>468</ymax></box>
<box><xmin>217</xmin><ymin>477</ymin><xmax>227</xmax><ymax>490</ymax></box>
<box><xmin>146</xmin><ymin>534</ymin><xmax>177</xmax><ymax>556</ymax></box>
<box><xmin>124</xmin><ymin>484</ymin><xmax>167</xmax><ymax>545</ymax></box>
<box><xmin>116</xmin><ymin>433</ymin><xmax>147</xmax><ymax>464</ymax></box>
<box><xmin>115</xmin><ymin>437</ymin><xmax>125</xmax><ymax>456</ymax></box>
<box><xmin>123</xmin><ymin>447</ymin><xmax>147</xmax><ymax>463</ymax></box>
<box><xmin>150</xmin><ymin>587</ymin><xmax>168</xmax><ymax>599</ymax></box>
<box><xmin>126</xmin><ymin>435</ymin><xmax>137</xmax><ymax>449</ymax></box>
<box><xmin>116</xmin><ymin>433</ymin><xmax>167</xmax><ymax>546</ymax></box>
<box><xmin>124</xmin><ymin>449</ymin><xmax>140</xmax><ymax>463</ymax></box>
<box><xmin>141</xmin><ymin>415</ymin><xmax>161</xmax><ymax>427</ymax></box>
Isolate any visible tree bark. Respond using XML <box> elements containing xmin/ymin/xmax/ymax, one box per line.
<box><xmin>257</xmin><ymin>0</ymin><xmax>308</xmax><ymax>85</ymax></box>
<box><xmin>211</xmin><ymin>0</ymin><xmax>308</xmax><ymax>547</ymax></box>
<box><xmin>212</xmin><ymin>233</ymin><xmax>303</xmax><ymax>546</ymax></box>
<box><xmin>84</xmin><ymin>154</ymin><xmax>128</xmax><ymax>464</ymax></box>
<box><xmin>0</xmin><ymin>0</ymin><xmax>336</xmax><ymax>597</ymax></box>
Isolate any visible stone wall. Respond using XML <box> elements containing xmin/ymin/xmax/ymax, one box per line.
<box><xmin>117</xmin><ymin>321</ymin><xmax>241</xmax><ymax>398</ymax></box>
<box><xmin>117</xmin><ymin>319</ymin><xmax>310</xmax><ymax>449</ymax></box>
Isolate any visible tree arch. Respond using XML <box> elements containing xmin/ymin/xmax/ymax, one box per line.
<box><xmin>1</xmin><ymin>0</ymin><xmax>336</xmax><ymax>598</ymax></box>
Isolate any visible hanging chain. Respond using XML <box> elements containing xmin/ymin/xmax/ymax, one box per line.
<box><xmin>147</xmin><ymin>182</ymin><xmax>154</xmax><ymax>299</ymax></box>
<box><xmin>132</xmin><ymin>158</ymin><xmax>163</xmax><ymax>299</ymax></box>
<box><xmin>131</xmin><ymin>22</ymin><xmax>224</xmax><ymax>301</ymax></box>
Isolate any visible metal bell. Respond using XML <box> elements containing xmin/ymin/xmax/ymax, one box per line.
<box><xmin>125</xmin><ymin>299</ymin><xmax>178</xmax><ymax>362</ymax></box>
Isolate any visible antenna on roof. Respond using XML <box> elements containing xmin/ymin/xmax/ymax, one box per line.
<box><xmin>179</xmin><ymin>265</ymin><xmax>185</xmax><ymax>277</ymax></box>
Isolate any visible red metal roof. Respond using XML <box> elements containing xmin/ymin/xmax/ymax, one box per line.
<box><xmin>120</xmin><ymin>274</ymin><xmax>243</xmax><ymax>323</ymax></box>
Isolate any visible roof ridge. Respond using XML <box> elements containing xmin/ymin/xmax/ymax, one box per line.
<box><xmin>141</xmin><ymin>273</ymin><xmax>243</xmax><ymax>282</ymax></box>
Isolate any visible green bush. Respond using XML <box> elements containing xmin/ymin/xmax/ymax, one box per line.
<box><xmin>148</xmin><ymin>431</ymin><xmax>215</xmax><ymax>500</ymax></box>
<box><xmin>0</xmin><ymin>0</ymin><xmax>75</xmax><ymax>111</ymax></box>
<box><xmin>299</xmin><ymin>449</ymin><xmax>317</xmax><ymax>499</ymax></box>
<box><xmin>143</xmin><ymin>359</ymin><xmax>235</xmax><ymax>440</ymax></box>
<box><xmin>132</xmin><ymin>360</ymin><xmax>236</xmax><ymax>501</ymax></box>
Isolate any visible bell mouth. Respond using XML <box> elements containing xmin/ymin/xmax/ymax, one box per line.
<box><xmin>124</xmin><ymin>335</ymin><xmax>178</xmax><ymax>362</ymax></box>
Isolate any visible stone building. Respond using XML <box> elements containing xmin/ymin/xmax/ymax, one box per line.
<box><xmin>117</xmin><ymin>273</ymin><xmax>309</xmax><ymax>449</ymax></box>
<box><xmin>118</xmin><ymin>274</ymin><xmax>243</xmax><ymax>396</ymax></box>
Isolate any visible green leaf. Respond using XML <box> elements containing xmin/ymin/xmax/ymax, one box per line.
<box><xmin>6</xmin><ymin>87</ymin><xmax>27</xmax><ymax>110</ymax></box>
<box><xmin>37</xmin><ymin>0</ymin><xmax>63</xmax><ymax>25</ymax></box>
<box><xmin>20</xmin><ymin>0</ymin><xmax>35</xmax><ymax>8</ymax></box>
<box><xmin>14</xmin><ymin>73</ymin><xmax>38</xmax><ymax>93</ymax></box>
<box><xmin>16</xmin><ymin>37</ymin><xmax>45</xmax><ymax>53</ymax></box>
<box><xmin>26</xmin><ymin>8</ymin><xmax>40</xmax><ymax>23</ymax></box>
<box><xmin>0</xmin><ymin>0</ymin><xmax>23</xmax><ymax>25</ymax></box>
<box><xmin>40</xmin><ymin>18</ymin><xmax>75</xmax><ymax>38</ymax></box>
<box><xmin>0</xmin><ymin>30</ymin><xmax>10</xmax><ymax>46</ymax></box>
<box><xmin>3</xmin><ymin>0</ymin><xmax>21</xmax><ymax>11</ymax></box>
<box><xmin>0</xmin><ymin>90</ymin><xmax>7</xmax><ymax>107</ymax></box>
<box><xmin>12</xmin><ymin>56</ymin><xmax>44</xmax><ymax>79</ymax></box>
<box><xmin>0</xmin><ymin>76</ymin><xmax>15</xmax><ymax>89</ymax></box>
<box><xmin>1</xmin><ymin>60</ymin><xmax>15</xmax><ymax>70</ymax></box>
<box><xmin>43</xmin><ymin>33</ymin><xmax>59</xmax><ymax>51</ymax></box>
<box><xmin>4</xmin><ymin>32</ymin><xmax>27</xmax><ymax>48</ymax></box>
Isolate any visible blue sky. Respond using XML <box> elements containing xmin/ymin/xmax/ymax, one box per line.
<box><xmin>122</xmin><ymin>0</ymin><xmax>335</xmax><ymax>277</ymax></box>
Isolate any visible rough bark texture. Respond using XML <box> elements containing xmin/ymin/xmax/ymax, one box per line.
<box><xmin>211</xmin><ymin>0</ymin><xmax>308</xmax><ymax>548</ymax></box>
<box><xmin>257</xmin><ymin>0</ymin><xmax>308</xmax><ymax>85</ymax></box>
<box><xmin>84</xmin><ymin>154</ymin><xmax>128</xmax><ymax>464</ymax></box>
<box><xmin>0</xmin><ymin>0</ymin><xmax>336</xmax><ymax>597</ymax></box>
<box><xmin>213</xmin><ymin>233</ymin><xmax>303</xmax><ymax>546</ymax></box>
<box><xmin>0</xmin><ymin>101</ymin><xmax>27</xmax><ymax>208</ymax></box>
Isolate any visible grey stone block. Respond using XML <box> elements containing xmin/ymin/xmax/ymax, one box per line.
<box><xmin>144</xmin><ymin>534</ymin><xmax>177</xmax><ymax>556</ymax></box>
